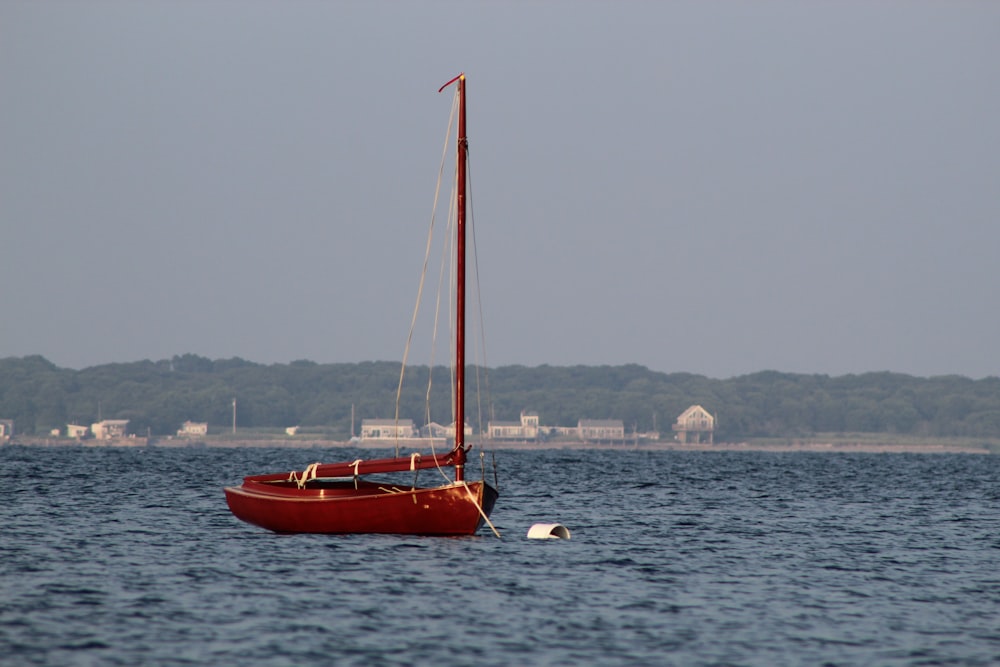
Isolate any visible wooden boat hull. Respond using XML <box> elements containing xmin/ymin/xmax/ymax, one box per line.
<box><xmin>224</xmin><ymin>478</ymin><xmax>498</xmax><ymax>536</ymax></box>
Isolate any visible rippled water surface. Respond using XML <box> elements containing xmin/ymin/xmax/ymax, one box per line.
<box><xmin>2</xmin><ymin>446</ymin><xmax>999</xmax><ymax>666</ymax></box>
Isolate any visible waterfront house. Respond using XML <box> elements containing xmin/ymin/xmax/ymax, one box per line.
<box><xmin>672</xmin><ymin>405</ymin><xmax>715</xmax><ymax>444</ymax></box>
<box><xmin>178</xmin><ymin>421</ymin><xmax>209</xmax><ymax>437</ymax></box>
<box><xmin>578</xmin><ymin>419</ymin><xmax>625</xmax><ymax>443</ymax></box>
<box><xmin>488</xmin><ymin>410</ymin><xmax>540</xmax><ymax>441</ymax></box>
<box><xmin>442</xmin><ymin>421</ymin><xmax>473</xmax><ymax>439</ymax></box>
<box><xmin>420</xmin><ymin>422</ymin><xmax>449</xmax><ymax>439</ymax></box>
<box><xmin>91</xmin><ymin>419</ymin><xmax>129</xmax><ymax>440</ymax></box>
<box><xmin>360</xmin><ymin>418</ymin><xmax>416</xmax><ymax>440</ymax></box>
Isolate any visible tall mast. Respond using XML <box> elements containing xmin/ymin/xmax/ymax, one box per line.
<box><xmin>456</xmin><ymin>74</ymin><xmax>467</xmax><ymax>457</ymax></box>
<box><xmin>439</xmin><ymin>72</ymin><xmax>468</xmax><ymax>482</ymax></box>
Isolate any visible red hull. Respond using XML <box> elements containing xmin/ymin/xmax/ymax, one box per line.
<box><xmin>225</xmin><ymin>478</ymin><xmax>498</xmax><ymax>536</ymax></box>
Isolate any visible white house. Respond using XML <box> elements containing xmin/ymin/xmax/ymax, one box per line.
<box><xmin>672</xmin><ymin>405</ymin><xmax>715</xmax><ymax>444</ymax></box>
<box><xmin>578</xmin><ymin>419</ymin><xmax>625</xmax><ymax>443</ymax></box>
<box><xmin>419</xmin><ymin>421</ymin><xmax>473</xmax><ymax>439</ymax></box>
<box><xmin>360</xmin><ymin>418</ymin><xmax>416</xmax><ymax>440</ymax></box>
<box><xmin>91</xmin><ymin>419</ymin><xmax>129</xmax><ymax>440</ymax></box>
<box><xmin>442</xmin><ymin>421</ymin><xmax>473</xmax><ymax>439</ymax></box>
<box><xmin>488</xmin><ymin>411</ymin><xmax>540</xmax><ymax>441</ymax></box>
<box><xmin>421</xmin><ymin>421</ymin><xmax>450</xmax><ymax>439</ymax></box>
<box><xmin>0</xmin><ymin>419</ymin><xmax>13</xmax><ymax>442</ymax></box>
<box><xmin>178</xmin><ymin>421</ymin><xmax>209</xmax><ymax>437</ymax></box>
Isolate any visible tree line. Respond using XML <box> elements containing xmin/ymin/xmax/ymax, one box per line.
<box><xmin>2</xmin><ymin>354</ymin><xmax>999</xmax><ymax>441</ymax></box>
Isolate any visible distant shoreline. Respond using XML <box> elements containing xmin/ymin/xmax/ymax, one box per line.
<box><xmin>5</xmin><ymin>436</ymin><xmax>995</xmax><ymax>455</ymax></box>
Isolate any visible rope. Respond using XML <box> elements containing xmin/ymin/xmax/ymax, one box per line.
<box><xmin>395</xmin><ymin>87</ymin><xmax>461</xmax><ymax>457</ymax></box>
<box><xmin>424</xmin><ymin>190</ymin><xmax>451</xmax><ymax>448</ymax></box>
<box><xmin>351</xmin><ymin>459</ymin><xmax>362</xmax><ymax>489</ymax></box>
<box><xmin>460</xmin><ymin>481</ymin><xmax>500</xmax><ymax>538</ymax></box>
<box><xmin>288</xmin><ymin>462</ymin><xmax>321</xmax><ymax>489</ymax></box>
<box><xmin>425</xmin><ymin>97</ymin><xmax>460</xmax><ymax>486</ymax></box>
<box><xmin>410</xmin><ymin>452</ymin><xmax>421</xmax><ymax>491</ymax></box>
<box><xmin>467</xmin><ymin>152</ymin><xmax>494</xmax><ymax>451</ymax></box>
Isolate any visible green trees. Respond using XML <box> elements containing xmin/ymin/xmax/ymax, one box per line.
<box><xmin>0</xmin><ymin>355</ymin><xmax>997</xmax><ymax>440</ymax></box>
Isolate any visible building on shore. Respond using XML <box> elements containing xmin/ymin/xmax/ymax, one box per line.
<box><xmin>178</xmin><ymin>421</ymin><xmax>209</xmax><ymax>437</ymax></box>
<box><xmin>91</xmin><ymin>419</ymin><xmax>129</xmax><ymax>440</ymax></box>
<box><xmin>0</xmin><ymin>419</ymin><xmax>13</xmax><ymax>442</ymax></box>
<box><xmin>360</xmin><ymin>418</ymin><xmax>416</xmax><ymax>440</ymax></box>
<box><xmin>358</xmin><ymin>408</ymin><xmax>694</xmax><ymax>446</ymax></box>
<box><xmin>444</xmin><ymin>421</ymin><xmax>472</xmax><ymax>438</ymax></box>
<box><xmin>488</xmin><ymin>411</ymin><xmax>540</xmax><ymax>441</ymax></box>
<box><xmin>421</xmin><ymin>421</ymin><xmax>449</xmax><ymax>439</ymax></box>
<box><xmin>578</xmin><ymin>419</ymin><xmax>626</xmax><ymax>444</ymax></box>
<box><xmin>672</xmin><ymin>405</ymin><xmax>715</xmax><ymax>444</ymax></box>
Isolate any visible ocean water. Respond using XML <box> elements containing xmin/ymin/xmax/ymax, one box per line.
<box><xmin>1</xmin><ymin>446</ymin><xmax>999</xmax><ymax>667</ymax></box>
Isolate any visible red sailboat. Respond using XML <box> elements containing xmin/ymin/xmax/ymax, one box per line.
<box><xmin>224</xmin><ymin>74</ymin><xmax>499</xmax><ymax>536</ymax></box>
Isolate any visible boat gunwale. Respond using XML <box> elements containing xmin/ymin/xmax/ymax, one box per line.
<box><xmin>224</xmin><ymin>479</ymin><xmax>489</xmax><ymax>503</ymax></box>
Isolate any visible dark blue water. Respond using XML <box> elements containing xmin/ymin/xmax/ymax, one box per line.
<box><xmin>2</xmin><ymin>446</ymin><xmax>999</xmax><ymax>666</ymax></box>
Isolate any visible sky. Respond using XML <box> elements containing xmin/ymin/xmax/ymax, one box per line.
<box><xmin>2</xmin><ymin>1</ymin><xmax>999</xmax><ymax>380</ymax></box>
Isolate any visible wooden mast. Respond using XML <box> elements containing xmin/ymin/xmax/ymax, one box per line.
<box><xmin>440</xmin><ymin>73</ymin><xmax>468</xmax><ymax>482</ymax></box>
<box><xmin>455</xmin><ymin>74</ymin><xmax>467</xmax><ymax>482</ymax></box>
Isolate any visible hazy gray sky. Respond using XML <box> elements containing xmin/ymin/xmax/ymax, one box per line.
<box><xmin>2</xmin><ymin>1</ymin><xmax>998</xmax><ymax>379</ymax></box>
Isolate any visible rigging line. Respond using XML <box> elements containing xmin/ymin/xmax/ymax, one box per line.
<box><xmin>425</xmin><ymin>136</ymin><xmax>458</xmax><ymax>422</ymax></box>
<box><xmin>394</xmin><ymin>86</ymin><xmax>460</xmax><ymax>457</ymax></box>
<box><xmin>428</xmin><ymin>155</ymin><xmax>461</xmax><ymax>485</ymax></box>
<box><xmin>425</xmin><ymin>102</ymin><xmax>461</xmax><ymax>438</ymax></box>
<box><xmin>424</xmin><ymin>184</ymin><xmax>451</xmax><ymax>431</ymax></box>
<box><xmin>425</xmin><ymin>88</ymin><xmax>463</xmax><ymax>484</ymax></box>
<box><xmin>460</xmin><ymin>481</ymin><xmax>501</xmax><ymax>538</ymax></box>
<box><xmin>466</xmin><ymin>147</ymin><xmax>493</xmax><ymax>449</ymax></box>
<box><xmin>422</xmin><ymin>157</ymin><xmax>453</xmax><ymax>475</ymax></box>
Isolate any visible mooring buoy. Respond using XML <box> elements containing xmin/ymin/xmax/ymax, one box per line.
<box><xmin>527</xmin><ymin>523</ymin><xmax>571</xmax><ymax>539</ymax></box>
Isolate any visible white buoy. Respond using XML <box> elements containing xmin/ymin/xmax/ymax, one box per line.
<box><xmin>527</xmin><ymin>523</ymin><xmax>571</xmax><ymax>540</ymax></box>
